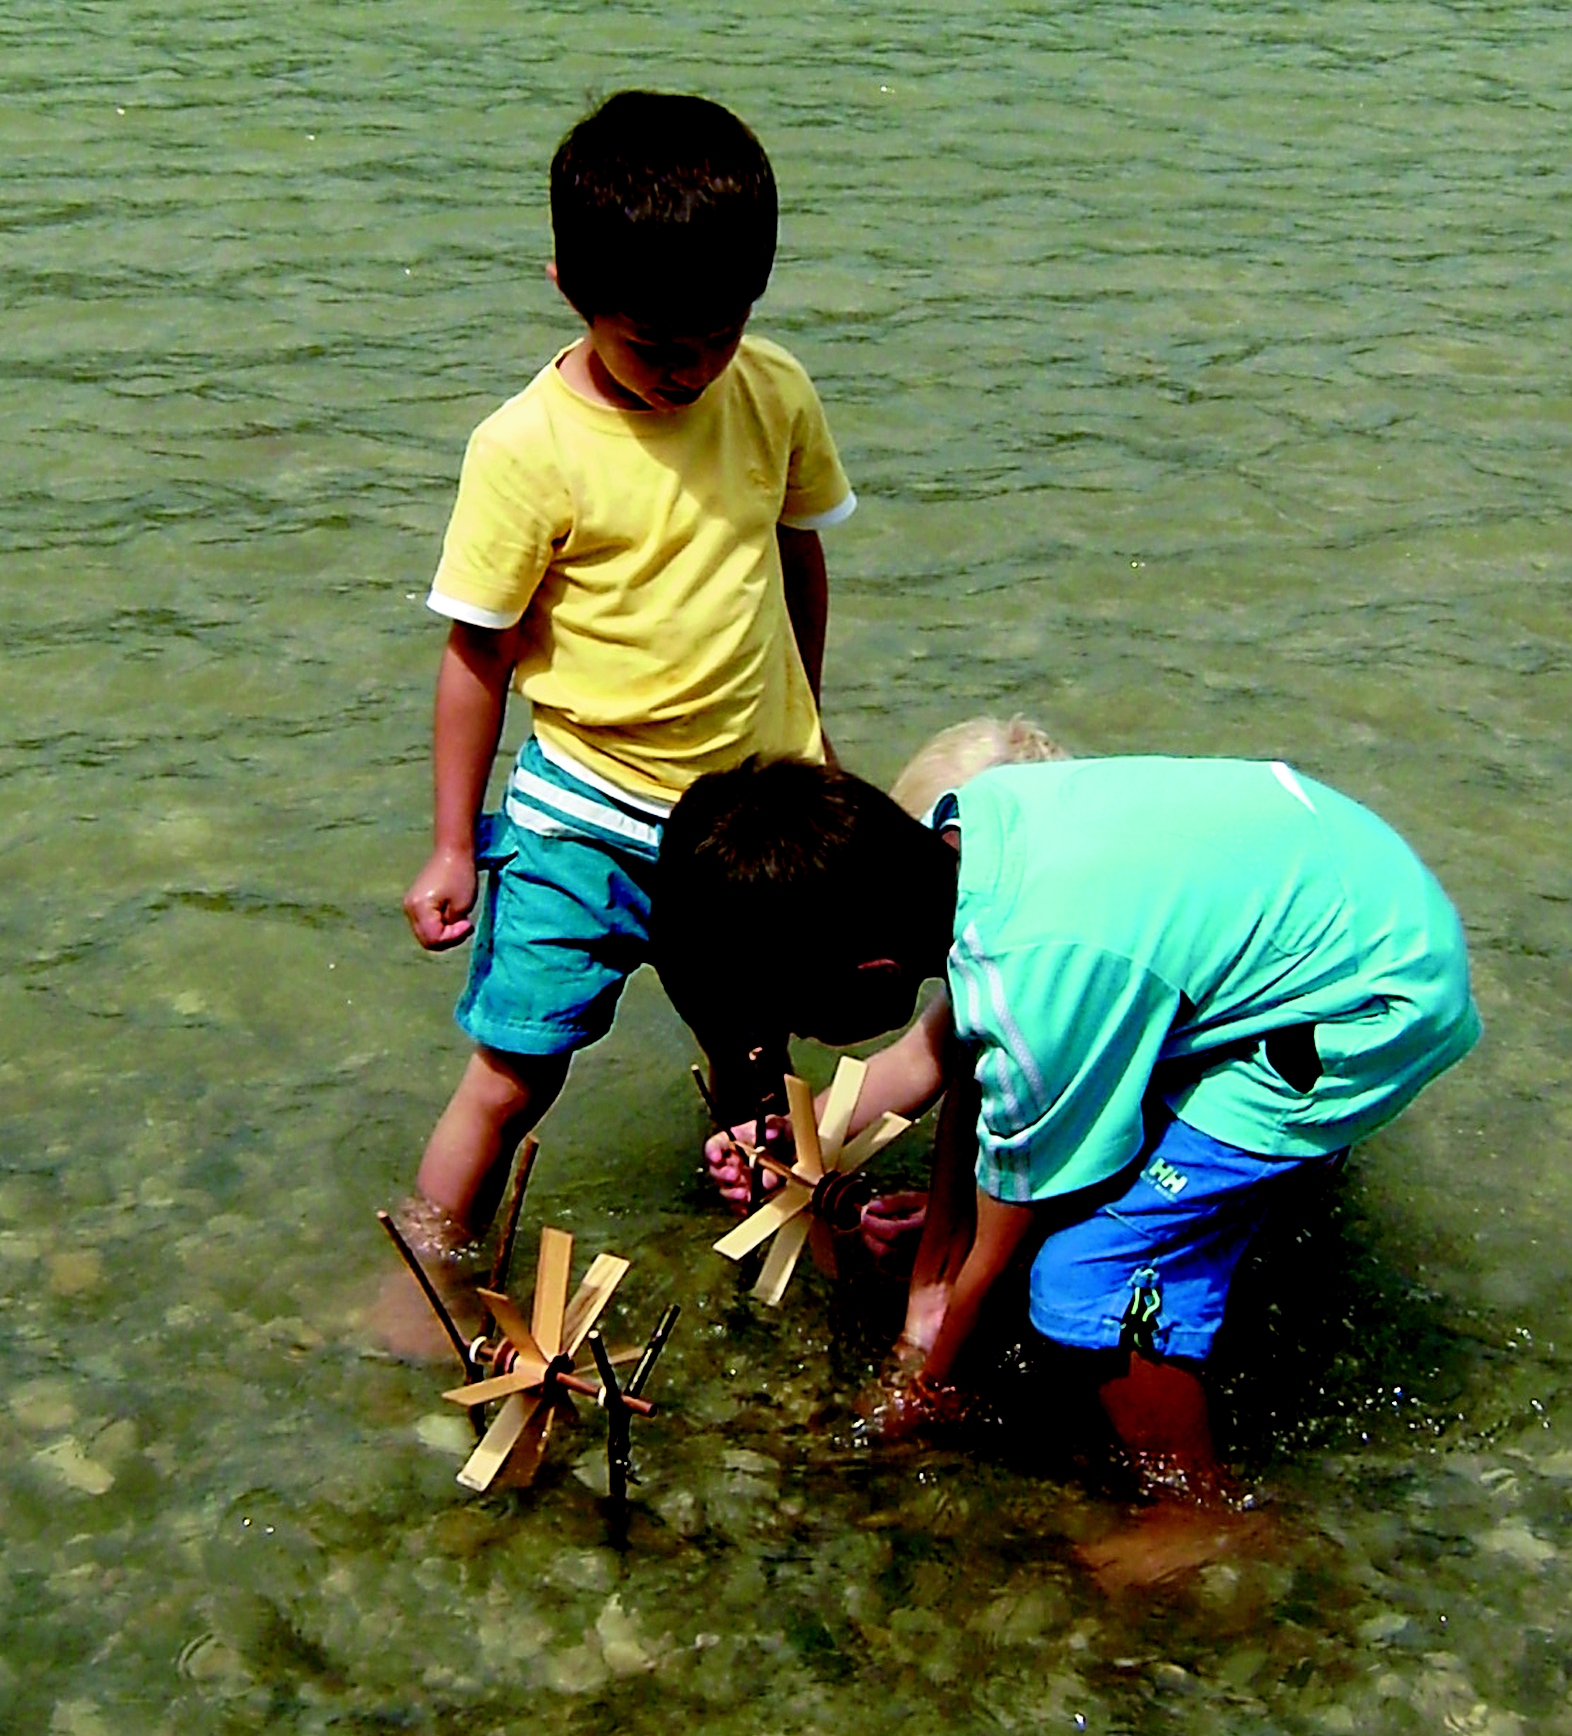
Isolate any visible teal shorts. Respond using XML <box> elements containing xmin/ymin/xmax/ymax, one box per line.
<box><xmin>455</xmin><ymin>739</ymin><xmax>666</xmax><ymax>1057</ymax></box>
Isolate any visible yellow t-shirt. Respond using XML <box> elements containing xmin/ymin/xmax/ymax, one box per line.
<box><xmin>427</xmin><ymin>335</ymin><xmax>855</xmax><ymax>803</ymax></box>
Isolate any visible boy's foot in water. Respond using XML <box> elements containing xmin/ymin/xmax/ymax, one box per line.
<box><xmin>369</xmin><ymin>1194</ymin><xmax>488</xmax><ymax>1360</ymax></box>
<box><xmin>1075</xmin><ymin>1493</ymin><xmax>1273</xmax><ymax>1594</ymax></box>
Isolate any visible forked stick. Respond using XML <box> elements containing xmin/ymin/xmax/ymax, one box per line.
<box><xmin>488</xmin><ymin>1135</ymin><xmax>540</xmax><ymax>1295</ymax></box>
<box><xmin>628</xmin><ymin>1304</ymin><xmax>681</xmax><ymax>1400</ymax></box>
<box><xmin>588</xmin><ymin>1331</ymin><xmax>632</xmax><ymax>1509</ymax></box>
<box><xmin>590</xmin><ymin>1303</ymin><xmax>681</xmax><ymax>1514</ymax></box>
<box><xmin>692</xmin><ymin>1064</ymin><xmax>783</xmax><ymax>1209</ymax></box>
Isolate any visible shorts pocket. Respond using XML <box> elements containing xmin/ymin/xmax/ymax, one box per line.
<box><xmin>473</xmin><ymin>811</ymin><xmax>518</xmax><ymax>872</ymax></box>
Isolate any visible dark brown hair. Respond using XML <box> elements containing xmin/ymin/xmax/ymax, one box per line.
<box><xmin>550</xmin><ymin>91</ymin><xmax>777</xmax><ymax>327</ymax></box>
<box><xmin>652</xmin><ymin>759</ymin><xmax>955</xmax><ymax>1039</ymax></box>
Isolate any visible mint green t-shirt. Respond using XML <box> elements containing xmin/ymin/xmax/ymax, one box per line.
<box><xmin>943</xmin><ymin>758</ymin><xmax>1480</xmax><ymax>1204</ymax></box>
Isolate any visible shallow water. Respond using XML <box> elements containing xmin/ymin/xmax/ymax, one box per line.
<box><xmin>4</xmin><ymin>0</ymin><xmax>1570</xmax><ymax>1730</ymax></box>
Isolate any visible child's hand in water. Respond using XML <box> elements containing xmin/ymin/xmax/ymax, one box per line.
<box><xmin>855</xmin><ymin>1366</ymin><xmax>975</xmax><ymax>1441</ymax></box>
<box><xmin>703</xmin><ymin>1116</ymin><xmax>791</xmax><ymax>1209</ymax></box>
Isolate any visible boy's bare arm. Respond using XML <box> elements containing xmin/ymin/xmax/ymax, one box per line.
<box><xmin>836</xmin><ymin>992</ymin><xmax>955</xmax><ymax>1133</ymax></box>
<box><xmin>896</xmin><ymin>1071</ymin><xmax>981</xmax><ymax>1356</ymax></box>
<box><xmin>920</xmin><ymin>1189</ymin><xmax>1037</xmax><ymax>1384</ymax></box>
<box><xmin>778</xmin><ymin>524</ymin><xmax>829</xmax><ymax>704</ymax></box>
<box><xmin>403</xmin><ymin>620</ymin><xmax>517</xmax><ymax>951</ymax></box>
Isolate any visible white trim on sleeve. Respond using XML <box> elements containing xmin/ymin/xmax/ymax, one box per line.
<box><xmin>779</xmin><ymin>490</ymin><xmax>858</xmax><ymax>532</ymax></box>
<box><xmin>425</xmin><ymin>588</ymin><xmax>522</xmax><ymax>630</ymax></box>
<box><xmin>1270</xmin><ymin>761</ymin><xmax>1318</xmax><ymax>813</ymax></box>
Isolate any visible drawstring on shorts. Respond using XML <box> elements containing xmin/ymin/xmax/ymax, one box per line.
<box><xmin>1119</xmin><ymin>1265</ymin><xmax>1163</xmax><ymax>1358</ymax></box>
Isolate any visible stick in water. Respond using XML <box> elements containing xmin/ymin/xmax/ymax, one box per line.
<box><xmin>376</xmin><ymin>1210</ymin><xmax>471</xmax><ymax>1368</ymax></box>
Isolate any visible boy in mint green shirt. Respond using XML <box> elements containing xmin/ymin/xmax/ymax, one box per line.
<box><xmin>653</xmin><ymin>755</ymin><xmax>1479</xmax><ymax>1516</ymax></box>
<box><xmin>945</xmin><ymin>755</ymin><xmax>1478</xmax><ymax>1204</ymax></box>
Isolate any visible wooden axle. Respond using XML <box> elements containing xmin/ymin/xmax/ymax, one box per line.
<box><xmin>810</xmin><ymin>1166</ymin><xmax>872</xmax><ymax>1233</ymax></box>
<box><xmin>722</xmin><ymin>1143</ymin><xmax>871</xmax><ymax>1231</ymax></box>
<box><xmin>481</xmin><ymin>1339</ymin><xmax>655</xmax><ymax>1416</ymax></box>
<box><xmin>711</xmin><ymin>1058</ymin><xmax>911</xmax><ymax>1305</ymax></box>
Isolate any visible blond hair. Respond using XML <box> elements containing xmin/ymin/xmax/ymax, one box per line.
<box><xmin>888</xmin><ymin>716</ymin><xmax>1071</xmax><ymax>818</ymax></box>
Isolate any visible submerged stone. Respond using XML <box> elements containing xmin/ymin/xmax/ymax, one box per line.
<box><xmin>1479</xmin><ymin>1520</ymin><xmax>1556</xmax><ymax>1566</ymax></box>
<box><xmin>968</xmin><ymin>1584</ymin><xmax>1072</xmax><ymax>1647</ymax></box>
<box><xmin>47</xmin><ymin>1249</ymin><xmax>106</xmax><ymax>1298</ymax></box>
<box><xmin>1355</xmin><ymin>1607</ymin><xmax>1411</xmax><ymax>1643</ymax></box>
<box><xmin>49</xmin><ymin>1701</ymin><xmax>111</xmax><ymax>1736</ymax></box>
<box><xmin>32</xmin><ymin>1437</ymin><xmax>114</xmax><ymax>1496</ymax></box>
<box><xmin>595</xmin><ymin>1592</ymin><xmax>670</xmax><ymax>1675</ymax></box>
<box><xmin>651</xmin><ymin>1485</ymin><xmax>705</xmax><ymax>1538</ymax></box>
<box><xmin>9</xmin><ymin>1379</ymin><xmax>78</xmax><ymax>1432</ymax></box>
<box><xmin>177</xmin><ymin>1630</ymin><xmax>255</xmax><ymax>1697</ymax></box>
<box><xmin>544</xmin><ymin>1546</ymin><xmax>618</xmax><ymax>1594</ymax></box>
<box><xmin>719</xmin><ymin>1446</ymin><xmax>780</xmax><ymax>1476</ymax></box>
<box><xmin>570</xmin><ymin>1446</ymin><xmax>610</xmax><ymax>1498</ymax></box>
<box><xmin>413</xmin><ymin>1412</ymin><xmax>473</xmax><ymax>1457</ymax></box>
<box><xmin>542</xmin><ymin>1634</ymin><xmax>610</xmax><ymax>1696</ymax></box>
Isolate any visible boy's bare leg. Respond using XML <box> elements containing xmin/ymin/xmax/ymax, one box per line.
<box><xmin>375</xmin><ymin>1046</ymin><xmax>569</xmax><ymax>1357</ymax></box>
<box><xmin>414</xmin><ymin>1045</ymin><xmax>570</xmax><ymax>1238</ymax></box>
<box><xmin>1078</xmin><ymin>1351</ymin><xmax>1269</xmax><ymax>1593</ymax></box>
<box><xmin>1096</xmin><ymin>1351</ymin><xmax>1219</xmax><ymax>1491</ymax></box>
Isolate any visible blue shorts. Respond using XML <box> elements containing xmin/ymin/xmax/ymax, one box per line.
<box><xmin>1027</xmin><ymin>1112</ymin><xmax>1346</xmax><ymax>1360</ymax></box>
<box><xmin>455</xmin><ymin>739</ymin><xmax>666</xmax><ymax>1056</ymax></box>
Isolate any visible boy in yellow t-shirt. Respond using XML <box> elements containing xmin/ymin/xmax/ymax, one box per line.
<box><xmin>395</xmin><ymin>91</ymin><xmax>856</xmax><ymax>1265</ymax></box>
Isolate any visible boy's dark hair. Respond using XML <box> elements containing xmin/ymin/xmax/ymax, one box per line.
<box><xmin>550</xmin><ymin>91</ymin><xmax>777</xmax><ymax>328</ymax></box>
<box><xmin>652</xmin><ymin>759</ymin><xmax>956</xmax><ymax>1041</ymax></box>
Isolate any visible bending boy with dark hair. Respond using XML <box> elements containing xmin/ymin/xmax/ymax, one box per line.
<box><xmin>654</xmin><ymin>754</ymin><xmax>1479</xmax><ymax>1529</ymax></box>
<box><xmin>395</xmin><ymin>92</ymin><xmax>856</xmax><ymax>1288</ymax></box>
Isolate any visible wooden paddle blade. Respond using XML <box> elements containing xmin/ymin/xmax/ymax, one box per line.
<box><xmin>838</xmin><ymin>1111</ymin><xmax>912</xmax><ymax>1174</ymax></box>
<box><xmin>816</xmin><ymin>1056</ymin><xmax>868</xmax><ymax>1168</ymax></box>
<box><xmin>504</xmin><ymin>1393</ymin><xmax>573</xmax><ymax>1489</ymax></box>
<box><xmin>752</xmin><ymin>1212</ymin><xmax>811</xmax><ymax>1306</ymax></box>
<box><xmin>456</xmin><ymin>1392</ymin><xmax>540</xmax><ymax>1492</ymax></box>
<box><xmin>713</xmin><ymin>1183</ymin><xmax>811</xmax><ymax>1260</ymax></box>
<box><xmin>439</xmin><ymin>1360</ymin><xmax>547</xmax><ymax>1406</ymax></box>
<box><xmin>561</xmin><ymin>1253</ymin><xmax>631</xmax><ymax>1355</ymax></box>
<box><xmin>532</xmin><ymin>1227</ymin><xmax>574</xmax><ymax>1360</ymax></box>
<box><xmin>475</xmin><ymin>1288</ymin><xmax>543</xmax><ymax>1366</ymax></box>
<box><xmin>783</xmin><ymin>1075</ymin><xmax>824</xmax><ymax>1179</ymax></box>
